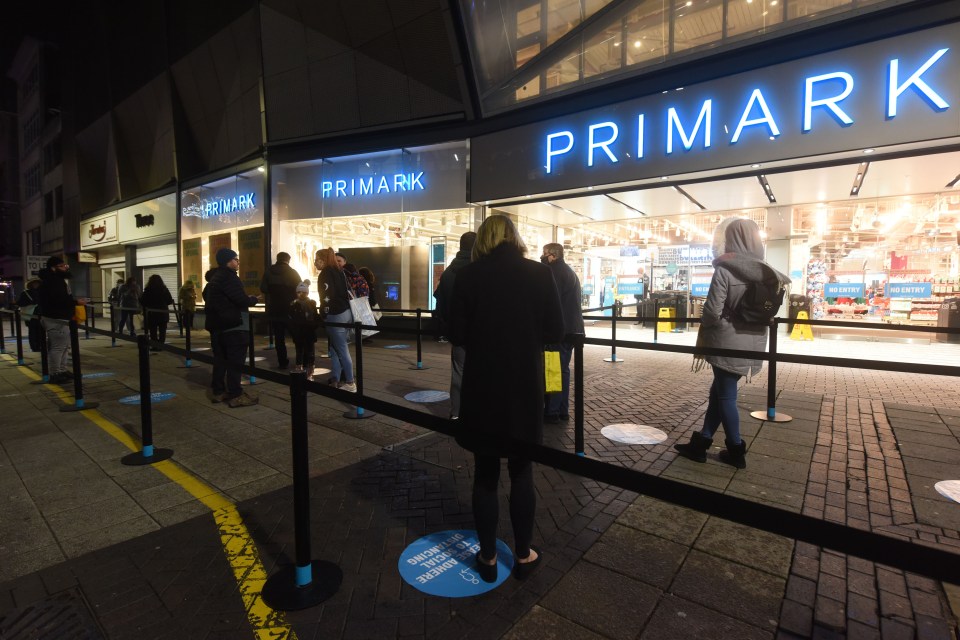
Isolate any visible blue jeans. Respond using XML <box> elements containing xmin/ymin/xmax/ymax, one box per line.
<box><xmin>545</xmin><ymin>342</ymin><xmax>572</xmax><ymax>417</ymax></box>
<box><xmin>701</xmin><ymin>365</ymin><xmax>742</xmax><ymax>444</ymax></box>
<box><xmin>325</xmin><ymin>310</ymin><xmax>354</xmax><ymax>383</ymax></box>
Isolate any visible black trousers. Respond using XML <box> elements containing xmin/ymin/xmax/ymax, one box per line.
<box><xmin>211</xmin><ymin>330</ymin><xmax>248</xmax><ymax>398</ymax></box>
<box><xmin>472</xmin><ymin>454</ymin><xmax>535</xmax><ymax>561</ymax></box>
<box><xmin>271</xmin><ymin>321</ymin><xmax>289</xmax><ymax>367</ymax></box>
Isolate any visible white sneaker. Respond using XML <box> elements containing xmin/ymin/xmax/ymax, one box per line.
<box><xmin>341</xmin><ymin>381</ymin><xmax>357</xmax><ymax>393</ymax></box>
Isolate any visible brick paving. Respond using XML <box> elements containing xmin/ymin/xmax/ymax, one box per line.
<box><xmin>0</xmin><ymin>324</ymin><xmax>958</xmax><ymax>638</ymax></box>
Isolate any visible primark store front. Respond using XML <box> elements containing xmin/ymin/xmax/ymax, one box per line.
<box><xmin>465</xmin><ymin>20</ymin><xmax>960</xmax><ymax>330</ymax></box>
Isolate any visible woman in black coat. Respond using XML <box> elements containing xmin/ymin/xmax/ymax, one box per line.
<box><xmin>139</xmin><ymin>274</ymin><xmax>175</xmax><ymax>351</ymax></box>
<box><xmin>449</xmin><ymin>214</ymin><xmax>564</xmax><ymax>581</ymax></box>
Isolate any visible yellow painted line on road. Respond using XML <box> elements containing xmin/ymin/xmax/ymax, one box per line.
<box><xmin>5</xmin><ymin>355</ymin><xmax>298</xmax><ymax>640</ymax></box>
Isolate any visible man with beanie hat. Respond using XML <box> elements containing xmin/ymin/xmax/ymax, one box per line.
<box><xmin>37</xmin><ymin>256</ymin><xmax>89</xmax><ymax>383</ymax></box>
<box><xmin>259</xmin><ymin>251</ymin><xmax>301</xmax><ymax>370</ymax></box>
<box><xmin>203</xmin><ymin>248</ymin><xmax>261</xmax><ymax>407</ymax></box>
<box><xmin>433</xmin><ymin>231</ymin><xmax>477</xmax><ymax>418</ymax></box>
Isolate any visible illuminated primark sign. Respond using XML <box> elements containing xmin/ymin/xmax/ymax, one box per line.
<box><xmin>321</xmin><ymin>172</ymin><xmax>426</xmax><ymax>199</ymax></box>
<box><xmin>546</xmin><ymin>48</ymin><xmax>947</xmax><ymax>173</ymax></box>
<box><xmin>469</xmin><ymin>24</ymin><xmax>960</xmax><ymax>202</ymax></box>
<box><xmin>182</xmin><ymin>193</ymin><xmax>256</xmax><ymax>219</ymax></box>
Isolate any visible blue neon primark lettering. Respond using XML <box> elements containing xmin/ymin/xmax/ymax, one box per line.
<box><xmin>543</xmin><ymin>48</ymin><xmax>950</xmax><ymax>173</ymax></box>
<box><xmin>321</xmin><ymin>172</ymin><xmax>426</xmax><ymax>199</ymax></box>
<box><xmin>203</xmin><ymin>193</ymin><xmax>255</xmax><ymax>218</ymax></box>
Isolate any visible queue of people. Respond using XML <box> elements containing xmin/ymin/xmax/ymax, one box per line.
<box><xmin>17</xmin><ymin>216</ymin><xmax>777</xmax><ymax>586</ymax></box>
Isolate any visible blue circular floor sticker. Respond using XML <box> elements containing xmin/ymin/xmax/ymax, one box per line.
<box><xmin>119</xmin><ymin>392</ymin><xmax>176</xmax><ymax>405</ymax></box>
<box><xmin>404</xmin><ymin>390</ymin><xmax>450</xmax><ymax>403</ymax></box>
<box><xmin>384</xmin><ymin>344</ymin><xmax>410</xmax><ymax>349</ymax></box>
<box><xmin>398</xmin><ymin>530</ymin><xmax>513</xmax><ymax>597</ymax></box>
<box><xmin>83</xmin><ymin>372</ymin><xmax>116</xmax><ymax>380</ymax></box>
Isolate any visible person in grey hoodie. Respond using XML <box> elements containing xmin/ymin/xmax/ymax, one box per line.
<box><xmin>674</xmin><ymin>218</ymin><xmax>790</xmax><ymax>469</ymax></box>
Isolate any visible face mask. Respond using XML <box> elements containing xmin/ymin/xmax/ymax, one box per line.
<box><xmin>540</xmin><ymin>256</ymin><xmax>550</xmax><ymax>264</ymax></box>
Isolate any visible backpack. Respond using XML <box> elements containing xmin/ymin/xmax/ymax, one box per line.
<box><xmin>736</xmin><ymin>273</ymin><xmax>786</xmax><ymax>324</ymax></box>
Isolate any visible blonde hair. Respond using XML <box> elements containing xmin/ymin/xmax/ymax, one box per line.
<box><xmin>472</xmin><ymin>214</ymin><xmax>527</xmax><ymax>261</ymax></box>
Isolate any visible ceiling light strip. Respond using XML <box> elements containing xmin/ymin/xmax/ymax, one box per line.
<box><xmin>673</xmin><ymin>185</ymin><xmax>707</xmax><ymax>210</ymax></box>
<box><xmin>850</xmin><ymin>161</ymin><xmax>870</xmax><ymax>196</ymax></box>
<box><xmin>757</xmin><ymin>175</ymin><xmax>777</xmax><ymax>204</ymax></box>
<box><xmin>604</xmin><ymin>194</ymin><xmax>647</xmax><ymax>216</ymax></box>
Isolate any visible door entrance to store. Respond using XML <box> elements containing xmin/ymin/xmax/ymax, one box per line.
<box><xmin>484</xmin><ymin>149</ymin><xmax>960</xmax><ymax>339</ymax></box>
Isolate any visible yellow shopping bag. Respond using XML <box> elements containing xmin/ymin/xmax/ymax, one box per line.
<box><xmin>544</xmin><ymin>350</ymin><xmax>562</xmax><ymax>393</ymax></box>
<box><xmin>73</xmin><ymin>304</ymin><xmax>87</xmax><ymax>323</ymax></box>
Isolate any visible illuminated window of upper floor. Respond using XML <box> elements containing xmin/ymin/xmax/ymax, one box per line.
<box><xmin>459</xmin><ymin>0</ymin><xmax>917</xmax><ymax>115</ymax></box>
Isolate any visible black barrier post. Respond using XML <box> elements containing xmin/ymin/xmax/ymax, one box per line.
<box><xmin>14</xmin><ymin>309</ymin><xmax>27</xmax><ymax>366</ymax></box>
<box><xmin>38</xmin><ymin>321</ymin><xmax>49</xmax><ymax>383</ymax></box>
<box><xmin>750</xmin><ymin>319</ymin><xmax>793</xmax><ymax>423</ymax></box>
<box><xmin>603</xmin><ymin>303</ymin><xmax>623</xmax><ymax>363</ymax></box>
<box><xmin>177</xmin><ymin>318</ymin><xmax>194</xmax><ymax>368</ymax></box>
<box><xmin>243</xmin><ymin>313</ymin><xmax>260</xmax><ymax>385</ymax></box>
<box><xmin>8</xmin><ymin>309</ymin><xmax>13</xmax><ymax>337</ymax></box>
<box><xmin>652</xmin><ymin>300</ymin><xmax>659</xmax><ymax>343</ymax></box>
<box><xmin>83</xmin><ymin>304</ymin><xmax>92</xmax><ymax>340</ymax></box>
<box><xmin>409</xmin><ymin>308</ymin><xmax>428</xmax><ymax>370</ymax></box>
<box><xmin>574</xmin><ymin>334</ymin><xmax>585</xmax><ymax>457</ymax></box>
<box><xmin>108</xmin><ymin>306</ymin><xmax>119</xmax><ymax>348</ymax></box>
<box><xmin>122</xmin><ymin>335</ymin><xmax>174</xmax><ymax>465</ymax></box>
<box><xmin>265</xmin><ymin>320</ymin><xmax>275</xmax><ymax>350</ymax></box>
<box><xmin>0</xmin><ymin>311</ymin><xmax>5</xmax><ymax>354</ymax></box>
<box><xmin>262</xmin><ymin>371</ymin><xmax>343</xmax><ymax>609</ymax></box>
<box><xmin>60</xmin><ymin>320</ymin><xmax>100</xmax><ymax>412</ymax></box>
<box><xmin>344</xmin><ymin>322</ymin><xmax>375</xmax><ymax>420</ymax></box>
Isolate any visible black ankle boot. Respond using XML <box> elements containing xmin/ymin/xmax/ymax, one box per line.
<box><xmin>718</xmin><ymin>439</ymin><xmax>747</xmax><ymax>469</ymax></box>
<box><xmin>673</xmin><ymin>431</ymin><xmax>713</xmax><ymax>463</ymax></box>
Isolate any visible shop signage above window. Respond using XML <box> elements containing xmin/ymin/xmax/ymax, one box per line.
<box><xmin>182</xmin><ymin>193</ymin><xmax>256</xmax><ymax>219</ymax></box>
<box><xmin>80</xmin><ymin>213</ymin><xmax>118</xmax><ymax>249</ymax></box>
<box><xmin>470</xmin><ymin>24</ymin><xmax>960</xmax><ymax>202</ymax></box>
<box><xmin>119</xmin><ymin>195</ymin><xmax>176</xmax><ymax>244</ymax></box>
<box><xmin>321</xmin><ymin>173</ymin><xmax>425</xmax><ymax>199</ymax></box>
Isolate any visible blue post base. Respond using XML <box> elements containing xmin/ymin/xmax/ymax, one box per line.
<box><xmin>408</xmin><ymin>362</ymin><xmax>430</xmax><ymax>370</ymax></box>
<box><xmin>749</xmin><ymin>409</ymin><xmax>793</xmax><ymax>423</ymax></box>
<box><xmin>121</xmin><ymin>447</ymin><xmax>174</xmax><ymax>466</ymax></box>
<box><xmin>261</xmin><ymin>560</ymin><xmax>342</xmax><ymax>611</ymax></box>
<box><xmin>343</xmin><ymin>407</ymin><xmax>376</xmax><ymax>419</ymax></box>
<box><xmin>60</xmin><ymin>401</ymin><xmax>100</xmax><ymax>412</ymax></box>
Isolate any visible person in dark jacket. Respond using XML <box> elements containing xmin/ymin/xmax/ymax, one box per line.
<box><xmin>335</xmin><ymin>252</ymin><xmax>369</xmax><ymax>298</ymax></box>
<box><xmin>17</xmin><ymin>278</ymin><xmax>43</xmax><ymax>352</ymax></box>
<box><xmin>541</xmin><ymin>243</ymin><xmax>586</xmax><ymax>424</ymax></box>
<box><xmin>117</xmin><ymin>278</ymin><xmax>141</xmax><ymax>337</ymax></box>
<box><xmin>675</xmin><ymin>218</ymin><xmax>790</xmax><ymax>469</ymax></box>
<box><xmin>259</xmin><ymin>252</ymin><xmax>302</xmax><ymax>369</ymax></box>
<box><xmin>140</xmin><ymin>274</ymin><xmax>175</xmax><ymax>351</ymax></box>
<box><xmin>37</xmin><ymin>256</ymin><xmax>89</xmax><ymax>384</ymax></box>
<box><xmin>315</xmin><ymin>248</ymin><xmax>356</xmax><ymax>392</ymax></box>
<box><xmin>288</xmin><ymin>280</ymin><xmax>318</xmax><ymax>379</ymax></box>
<box><xmin>433</xmin><ymin>231</ymin><xmax>476</xmax><ymax>418</ymax></box>
<box><xmin>450</xmin><ymin>215</ymin><xmax>563</xmax><ymax>582</ymax></box>
<box><xmin>203</xmin><ymin>248</ymin><xmax>260</xmax><ymax>407</ymax></box>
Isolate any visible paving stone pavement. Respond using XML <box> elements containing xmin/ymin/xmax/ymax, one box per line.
<box><xmin>0</xmin><ymin>323</ymin><xmax>958</xmax><ymax>639</ymax></box>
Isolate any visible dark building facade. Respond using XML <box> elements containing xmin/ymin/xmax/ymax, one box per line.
<box><xmin>8</xmin><ymin>0</ymin><xmax>960</xmax><ymax>318</ymax></box>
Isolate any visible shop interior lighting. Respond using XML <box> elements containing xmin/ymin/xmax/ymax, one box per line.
<box><xmin>850</xmin><ymin>161</ymin><xmax>870</xmax><ymax>196</ymax></box>
<box><xmin>605</xmin><ymin>194</ymin><xmax>647</xmax><ymax>216</ymax></box>
<box><xmin>863</xmin><ymin>148</ymin><xmax>875</xmax><ymax>154</ymax></box>
<box><xmin>673</xmin><ymin>185</ymin><xmax>707</xmax><ymax>210</ymax></box>
<box><xmin>757</xmin><ymin>175</ymin><xmax>776</xmax><ymax>203</ymax></box>
<box><xmin>257</xmin><ymin>166</ymin><xmax>265</xmax><ymax>173</ymax></box>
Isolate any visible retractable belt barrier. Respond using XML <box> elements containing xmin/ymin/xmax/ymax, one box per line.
<box><xmin>12</xmin><ymin>308</ymin><xmax>960</xmax><ymax>603</ymax></box>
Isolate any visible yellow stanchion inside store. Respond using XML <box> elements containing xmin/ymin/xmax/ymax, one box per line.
<box><xmin>790</xmin><ymin>311</ymin><xmax>814</xmax><ymax>341</ymax></box>
<box><xmin>657</xmin><ymin>306</ymin><xmax>676</xmax><ymax>333</ymax></box>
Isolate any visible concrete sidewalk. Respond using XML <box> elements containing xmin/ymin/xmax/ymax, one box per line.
<box><xmin>0</xmin><ymin>326</ymin><xmax>958</xmax><ymax>639</ymax></box>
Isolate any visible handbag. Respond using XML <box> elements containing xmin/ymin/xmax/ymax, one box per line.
<box><xmin>347</xmin><ymin>292</ymin><xmax>379</xmax><ymax>338</ymax></box>
<box><xmin>544</xmin><ymin>350</ymin><xmax>562</xmax><ymax>393</ymax></box>
<box><xmin>73</xmin><ymin>304</ymin><xmax>87</xmax><ymax>323</ymax></box>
